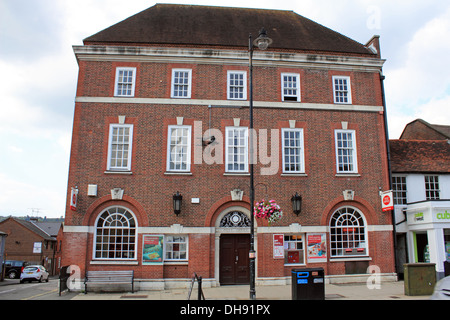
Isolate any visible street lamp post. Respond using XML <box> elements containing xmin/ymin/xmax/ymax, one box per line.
<box><xmin>248</xmin><ymin>28</ymin><xmax>272</xmax><ymax>300</ymax></box>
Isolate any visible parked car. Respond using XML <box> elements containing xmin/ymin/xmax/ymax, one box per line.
<box><xmin>3</xmin><ymin>260</ymin><xmax>28</xmax><ymax>279</ymax></box>
<box><xmin>430</xmin><ymin>276</ymin><xmax>450</xmax><ymax>300</ymax></box>
<box><xmin>20</xmin><ymin>265</ymin><xmax>49</xmax><ymax>283</ymax></box>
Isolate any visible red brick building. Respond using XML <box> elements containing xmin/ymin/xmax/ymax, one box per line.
<box><xmin>63</xmin><ymin>4</ymin><xmax>396</xmax><ymax>290</ymax></box>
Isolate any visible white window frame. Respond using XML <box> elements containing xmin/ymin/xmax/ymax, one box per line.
<box><xmin>107</xmin><ymin>124</ymin><xmax>133</xmax><ymax>171</ymax></box>
<box><xmin>332</xmin><ymin>76</ymin><xmax>352</xmax><ymax>104</ymax></box>
<box><xmin>164</xmin><ymin>235</ymin><xmax>188</xmax><ymax>261</ymax></box>
<box><xmin>282</xmin><ymin>128</ymin><xmax>305</xmax><ymax>173</ymax></box>
<box><xmin>281</xmin><ymin>73</ymin><xmax>301</xmax><ymax>102</ymax></box>
<box><xmin>225</xmin><ymin>127</ymin><xmax>248</xmax><ymax>173</ymax></box>
<box><xmin>329</xmin><ymin>206</ymin><xmax>368</xmax><ymax>258</ymax></box>
<box><xmin>425</xmin><ymin>175</ymin><xmax>440</xmax><ymax>200</ymax></box>
<box><xmin>335</xmin><ymin>129</ymin><xmax>358</xmax><ymax>174</ymax></box>
<box><xmin>171</xmin><ymin>69</ymin><xmax>192</xmax><ymax>98</ymax></box>
<box><xmin>166</xmin><ymin>125</ymin><xmax>192</xmax><ymax>172</ymax></box>
<box><xmin>227</xmin><ymin>70</ymin><xmax>247</xmax><ymax>100</ymax></box>
<box><xmin>114</xmin><ymin>67</ymin><xmax>136</xmax><ymax>97</ymax></box>
<box><xmin>392</xmin><ymin>175</ymin><xmax>408</xmax><ymax>205</ymax></box>
<box><xmin>93</xmin><ymin>206</ymin><xmax>137</xmax><ymax>261</ymax></box>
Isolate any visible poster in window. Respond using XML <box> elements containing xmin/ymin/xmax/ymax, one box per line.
<box><xmin>273</xmin><ymin>234</ymin><xmax>284</xmax><ymax>259</ymax></box>
<box><xmin>307</xmin><ymin>233</ymin><xmax>327</xmax><ymax>263</ymax></box>
<box><xmin>142</xmin><ymin>235</ymin><xmax>163</xmax><ymax>264</ymax></box>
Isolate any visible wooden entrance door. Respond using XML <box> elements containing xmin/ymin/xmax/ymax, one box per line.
<box><xmin>219</xmin><ymin>234</ymin><xmax>250</xmax><ymax>285</ymax></box>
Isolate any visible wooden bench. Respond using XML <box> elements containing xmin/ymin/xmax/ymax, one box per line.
<box><xmin>84</xmin><ymin>270</ymin><xmax>134</xmax><ymax>293</ymax></box>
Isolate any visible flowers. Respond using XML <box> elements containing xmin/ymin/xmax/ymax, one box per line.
<box><xmin>254</xmin><ymin>199</ymin><xmax>283</xmax><ymax>225</ymax></box>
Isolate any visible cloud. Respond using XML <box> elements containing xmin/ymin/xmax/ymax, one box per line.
<box><xmin>384</xmin><ymin>5</ymin><xmax>450</xmax><ymax>138</ymax></box>
<box><xmin>0</xmin><ymin>172</ymin><xmax>66</xmax><ymax>218</ymax></box>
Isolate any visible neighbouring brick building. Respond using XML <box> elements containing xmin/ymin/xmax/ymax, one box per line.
<box><xmin>0</xmin><ymin>217</ymin><xmax>63</xmax><ymax>276</ymax></box>
<box><xmin>62</xmin><ymin>4</ymin><xmax>396</xmax><ymax>290</ymax></box>
<box><xmin>390</xmin><ymin>119</ymin><xmax>450</xmax><ymax>280</ymax></box>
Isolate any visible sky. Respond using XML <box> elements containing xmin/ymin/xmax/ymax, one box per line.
<box><xmin>1</xmin><ymin>0</ymin><xmax>449</xmax><ymax>218</ymax></box>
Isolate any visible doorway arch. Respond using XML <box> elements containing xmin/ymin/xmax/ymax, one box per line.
<box><xmin>213</xmin><ymin>206</ymin><xmax>257</xmax><ymax>285</ymax></box>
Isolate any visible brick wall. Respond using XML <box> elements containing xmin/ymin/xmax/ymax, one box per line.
<box><xmin>64</xmin><ymin>52</ymin><xmax>394</xmax><ymax>281</ymax></box>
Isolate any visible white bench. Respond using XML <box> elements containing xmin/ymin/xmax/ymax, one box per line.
<box><xmin>84</xmin><ymin>270</ymin><xmax>134</xmax><ymax>293</ymax></box>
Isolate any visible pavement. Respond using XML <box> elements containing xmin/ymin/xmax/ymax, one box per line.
<box><xmin>70</xmin><ymin>280</ymin><xmax>431</xmax><ymax>300</ymax></box>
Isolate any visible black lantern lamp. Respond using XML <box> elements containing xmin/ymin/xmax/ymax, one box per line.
<box><xmin>291</xmin><ymin>193</ymin><xmax>302</xmax><ymax>216</ymax></box>
<box><xmin>173</xmin><ymin>191</ymin><xmax>182</xmax><ymax>216</ymax></box>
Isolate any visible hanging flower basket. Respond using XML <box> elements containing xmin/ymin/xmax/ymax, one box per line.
<box><xmin>254</xmin><ymin>199</ymin><xmax>283</xmax><ymax>226</ymax></box>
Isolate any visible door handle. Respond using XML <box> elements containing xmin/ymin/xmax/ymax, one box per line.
<box><xmin>235</xmin><ymin>255</ymin><xmax>239</xmax><ymax>264</ymax></box>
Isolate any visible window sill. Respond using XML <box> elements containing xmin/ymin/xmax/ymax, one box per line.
<box><xmin>104</xmin><ymin>170</ymin><xmax>133</xmax><ymax>175</ymax></box>
<box><xmin>164</xmin><ymin>172</ymin><xmax>192</xmax><ymax>176</ymax></box>
<box><xmin>330</xmin><ymin>256</ymin><xmax>372</xmax><ymax>262</ymax></box>
<box><xmin>164</xmin><ymin>261</ymin><xmax>189</xmax><ymax>265</ymax></box>
<box><xmin>281</xmin><ymin>173</ymin><xmax>307</xmax><ymax>177</ymax></box>
<box><xmin>223</xmin><ymin>172</ymin><xmax>250</xmax><ymax>176</ymax></box>
<box><xmin>90</xmin><ymin>260</ymin><xmax>139</xmax><ymax>265</ymax></box>
<box><xmin>335</xmin><ymin>173</ymin><xmax>360</xmax><ymax>177</ymax></box>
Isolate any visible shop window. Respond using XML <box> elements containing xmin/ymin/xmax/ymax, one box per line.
<box><xmin>165</xmin><ymin>236</ymin><xmax>188</xmax><ymax>261</ymax></box>
<box><xmin>94</xmin><ymin>206</ymin><xmax>137</xmax><ymax>260</ymax></box>
<box><xmin>284</xmin><ymin>234</ymin><xmax>305</xmax><ymax>264</ymax></box>
<box><xmin>330</xmin><ymin>207</ymin><xmax>367</xmax><ymax>257</ymax></box>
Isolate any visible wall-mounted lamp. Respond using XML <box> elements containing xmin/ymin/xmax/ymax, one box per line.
<box><xmin>291</xmin><ymin>193</ymin><xmax>302</xmax><ymax>216</ymax></box>
<box><xmin>173</xmin><ymin>191</ymin><xmax>183</xmax><ymax>216</ymax></box>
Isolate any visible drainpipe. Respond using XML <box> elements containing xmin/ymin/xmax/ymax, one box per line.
<box><xmin>380</xmin><ymin>71</ymin><xmax>399</xmax><ymax>277</ymax></box>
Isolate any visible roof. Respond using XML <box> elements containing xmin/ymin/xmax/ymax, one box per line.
<box><xmin>389</xmin><ymin>140</ymin><xmax>450</xmax><ymax>173</ymax></box>
<box><xmin>84</xmin><ymin>4</ymin><xmax>374</xmax><ymax>56</ymax></box>
<box><xmin>0</xmin><ymin>218</ymin><xmax>57</xmax><ymax>241</ymax></box>
<box><xmin>34</xmin><ymin>222</ymin><xmax>62</xmax><ymax>237</ymax></box>
<box><xmin>399</xmin><ymin>119</ymin><xmax>450</xmax><ymax>140</ymax></box>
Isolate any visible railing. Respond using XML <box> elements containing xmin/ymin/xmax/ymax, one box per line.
<box><xmin>187</xmin><ymin>272</ymin><xmax>205</xmax><ymax>300</ymax></box>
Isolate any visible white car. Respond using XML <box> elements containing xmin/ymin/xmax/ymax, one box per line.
<box><xmin>430</xmin><ymin>276</ymin><xmax>450</xmax><ymax>300</ymax></box>
<box><xmin>20</xmin><ymin>265</ymin><xmax>49</xmax><ymax>283</ymax></box>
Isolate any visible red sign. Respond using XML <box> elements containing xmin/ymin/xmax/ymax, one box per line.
<box><xmin>380</xmin><ymin>190</ymin><xmax>393</xmax><ymax>212</ymax></box>
<box><xmin>70</xmin><ymin>188</ymin><xmax>78</xmax><ymax>211</ymax></box>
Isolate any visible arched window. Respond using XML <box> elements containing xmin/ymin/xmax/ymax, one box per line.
<box><xmin>219</xmin><ymin>211</ymin><xmax>251</xmax><ymax>228</ymax></box>
<box><xmin>330</xmin><ymin>207</ymin><xmax>367</xmax><ymax>257</ymax></box>
<box><xmin>94</xmin><ymin>206</ymin><xmax>137</xmax><ymax>260</ymax></box>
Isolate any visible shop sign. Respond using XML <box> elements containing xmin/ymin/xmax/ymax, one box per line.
<box><xmin>380</xmin><ymin>190</ymin><xmax>393</xmax><ymax>212</ymax></box>
<box><xmin>436</xmin><ymin>210</ymin><xmax>450</xmax><ymax>220</ymax></box>
<box><xmin>33</xmin><ymin>242</ymin><xmax>42</xmax><ymax>254</ymax></box>
<box><xmin>414</xmin><ymin>212</ymin><xmax>424</xmax><ymax>222</ymax></box>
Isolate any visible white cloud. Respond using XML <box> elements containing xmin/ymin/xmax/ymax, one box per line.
<box><xmin>385</xmin><ymin>5</ymin><xmax>450</xmax><ymax>138</ymax></box>
<box><xmin>0</xmin><ymin>172</ymin><xmax>66</xmax><ymax>218</ymax></box>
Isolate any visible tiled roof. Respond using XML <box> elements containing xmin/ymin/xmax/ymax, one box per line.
<box><xmin>390</xmin><ymin>140</ymin><xmax>450</xmax><ymax>173</ymax></box>
<box><xmin>84</xmin><ymin>4</ymin><xmax>374</xmax><ymax>55</ymax></box>
<box><xmin>399</xmin><ymin>119</ymin><xmax>450</xmax><ymax>140</ymax></box>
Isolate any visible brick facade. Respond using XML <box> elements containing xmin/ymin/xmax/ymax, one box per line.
<box><xmin>62</xmin><ymin>5</ymin><xmax>396</xmax><ymax>288</ymax></box>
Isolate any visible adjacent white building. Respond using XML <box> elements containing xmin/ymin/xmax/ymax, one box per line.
<box><xmin>390</xmin><ymin>119</ymin><xmax>450</xmax><ymax>279</ymax></box>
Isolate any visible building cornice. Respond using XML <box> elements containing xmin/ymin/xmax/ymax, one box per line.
<box><xmin>73</xmin><ymin>45</ymin><xmax>385</xmax><ymax>72</ymax></box>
